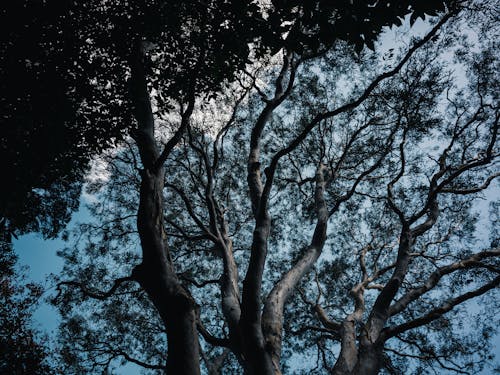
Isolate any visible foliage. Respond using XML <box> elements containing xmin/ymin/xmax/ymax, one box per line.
<box><xmin>0</xmin><ymin>234</ymin><xmax>57</xmax><ymax>374</ymax></box>
<box><xmin>0</xmin><ymin>0</ymin><xmax>455</xmax><ymax>239</ymax></box>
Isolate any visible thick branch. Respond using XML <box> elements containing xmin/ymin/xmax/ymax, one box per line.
<box><xmin>247</xmin><ymin>50</ymin><xmax>297</xmax><ymax>216</ymax></box>
<box><xmin>314</xmin><ymin>304</ymin><xmax>342</xmax><ymax>333</ymax></box>
<box><xmin>129</xmin><ymin>40</ymin><xmax>158</xmax><ymax>170</ymax></box>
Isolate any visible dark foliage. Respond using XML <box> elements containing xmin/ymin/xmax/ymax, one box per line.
<box><xmin>0</xmin><ymin>234</ymin><xmax>56</xmax><ymax>374</ymax></box>
<box><xmin>0</xmin><ymin>0</ymin><xmax>454</xmax><ymax>239</ymax></box>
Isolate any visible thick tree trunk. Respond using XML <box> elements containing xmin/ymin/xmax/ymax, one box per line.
<box><xmin>129</xmin><ymin>40</ymin><xmax>200</xmax><ymax>374</ymax></box>
<box><xmin>332</xmin><ymin>319</ymin><xmax>358</xmax><ymax>375</ymax></box>
<box><xmin>353</xmin><ymin>344</ymin><xmax>384</xmax><ymax>375</ymax></box>
<box><xmin>134</xmin><ymin>168</ymin><xmax>201</xmax><ymax>375</ymax></box>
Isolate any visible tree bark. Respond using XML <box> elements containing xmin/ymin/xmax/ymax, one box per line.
<box><xmin>239</xmin><ymin>214</ymin><xmax>276</xmax><ymax>375</ymax></box>
<box><xmin>352</xmin><ymin>344</ymin><xmax>384</xmax><ymax>375</ymax></box>
<box><xmin>134</xmin><ymin>168</ymin><xmax>200</xmax><ymax>375</ymax></box>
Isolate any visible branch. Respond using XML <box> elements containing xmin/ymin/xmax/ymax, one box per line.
<box><xmin>262</xmin><ymin>12</ymin><xmax>455</xmax><ymax>199</ymax></box>
<box><xmin>91</xmin><ymin>340</ymin><xmax>166</xmax><ymax>370</ymax></box>
<box><xmin>196</xmin><ymin>320</ymin><xmax>230</xmax><ymax>348</ymax></box>
<box><xmin>262</xmin><ymin>164</ymin><xmax>328</xmax><ymax>365</ymax></box>
<box><xmin>129</xmin><ymin>40</ymin><xmax>158</xmax><ymax>169</ymax></box>
<box><xmin>384</xmin><ymin>346</ymin><xmax>470</xmax><ymax>374</ymax></box>
<box><xmin>179</xmin><ymin>273</ymin><xmax>220</xmax><ymax>289</ymax></box>
<box><xmin>113</xmin><ymin>349</ymin><xmax>166</xmax><ymax>370</ymax></box>
<box><xmin>240</xmin><ymin>54</ymin><xmax>301</xmax><ymax>333</ymax></box>
<box><xmin>329</xmin><ymin>126</ymin><xmax>398</xmax><ymax>216</ymax></box>
<box><xmin>384</xmin><ymin>275</ymin><xmax>500</xmax><ymax>339</ymax></box>
<box><xmin>247</xmin><ymin>50</ymin><xmax>298</xmax><ymax>216</ymax></box>
<box><xmin>54</xmin><ymin>275</ymin><xmax>134</xmax><ymax>303</ymax></box>
<box><xmin>410</xmin><ymin>108</ymin><xmax>499</xmax><ymax>225</ymax></box>
<box><xmin>165</xmin><ymin>182</ymin><xmax>218</xmax><ymax>243</ymax></box>
<box><xmin>389</xmin><ymin>247</ymin><xmax>500</xmax><ymax>316</ymax></box>
<box><xmin>386</xmin><ymin>128</ymin><xmax>408</xmax><ymax>224</ymax></box>
<box><xmin>441</xmin><ymin>172</ymin><xmax>500</xmax><ymax>195</ymax></box>
<box><xmin>314</xmin><ymin>304</ymin><xmax>341</xmax><ymax>333</ymax></box>
<box><xmin>154</xmin><ymin>94</ymin><xmax>196</xmax><ymax>171</ymax></box>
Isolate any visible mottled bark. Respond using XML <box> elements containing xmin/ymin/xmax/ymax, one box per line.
<box><xmin>134</xmin><ymin>169</ymin><xmax>200</xmax><ymax>375</ymax></box>
<box><xmin>352</xmin><ymin>344</ymin><xmax>384</xmax><ymax>375</ymax></box>
<box><xmin>332</xmin><ymin>284</ymin><xmax>365</xmax><ymax>375</ymax></box>
<box><xmin>219</xmin><ymin>237</ymin><xmax>244</xmax><ymax>360</ymax></box>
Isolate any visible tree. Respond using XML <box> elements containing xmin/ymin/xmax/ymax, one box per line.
<box><xmin>51</xmin><ymin>1</ymin><xmax>499</xmax><ymax>374</ymax></box>
<box><xmin>0</xmin><ymin>0</ymin><xmax>450</xmax><ymax>373</ymax></box>
<box><xmin>0</xmin><ymin>233</ymin><xmax>58</xmax><ymax>374</ymax></box>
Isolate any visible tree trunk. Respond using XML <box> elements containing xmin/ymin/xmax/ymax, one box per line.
<box><xmin>353</xmin><ymin>344</ymin><xmax>384</xmax><ymax>375</ymax></box>
<box><xmin>240</xmin><ymin>214</ymin><xmax>276</xmax><ymax>375</ymax></box>
<box><xmin>134</xmin><ymin>168</ymin><xmax>201</xmax><ymax>375</ymax></box>
<box><xmin>129</xmin><ymin>40</ymin><xmax>200</xmax><ymax>374</ymax></box>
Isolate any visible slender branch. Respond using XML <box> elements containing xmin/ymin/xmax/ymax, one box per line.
<box><xmin>113</xmin><ymin>349</ymin><xmax>166</xmax><ymax>370</ymax></box>
<box><xmin>387</xmin><ymin>128</ymin><xmax>408</xmax><ymax>224</ymax></box>
<box><xmin>329</xmin><ymin>126</ymin><xmax>398</xmax><ymax>216</ymax></box>
<box><xmin>165</xmin><ymin>182</ymin><xmax>218</xmax><ymax>242</ymax></box>
<box><xmin>384</xmin><ymin>275</ymin><xmax>500</xmax><ymax>339</ymax></box>
<box><xmin>441</xmin><ymin>172</ymin><xmax>500</xmax><ymax>195</ymax></box>
<box><xmin>179</xmin><ymin>273</ymin><xmax>220</xmax><ymax>289</ymax></box>
<box><xmin>154</xmin><ymin>75</ymin><xmax>197</xmax><ymax>171</ymax></box>
<box><xmin>54</xmin><ymin>276</ymin><xmax>134</xmax><ymax>302</ymax></box>
<box><xmin>262</xmin><ymin>12</ymin><xmax>455</xmax><ymax>200</ymax></box>
<box><xmin>389</xmin><ymin>247</ymin><xmax>500</xmax><ymax>316</ymax></box>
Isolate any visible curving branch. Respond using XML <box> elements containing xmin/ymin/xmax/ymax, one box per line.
<box><xmin>384</xmin><ymin>275</ymin><xmax>500</xmax><ymax>339</ymax></box>
<box><xmin>440</xmin><ymin>172</ymin><xmax>500</xmax><ymax>194</ymax></box>
<box><xmin>386</xmin><ymin>128</ymin><xmax>408</xmax><ymax>224</ymax></box>
<box><xmin>196</xmin><ymin>319</ymin><xmax>231</xmax><ymax>348</ymax></box>
<box><xmin>329</xmin><ymin>126</ymin><xmax>399</xmax><ymax>216</ymax></box>
<box><xmin>389</xmin><ymin>247</ymin><xmax>500</xmax><ymax>316</ymax></box>
<box><xmin>112</xmin><ymin>349</ymin><xmax>166</xmax><ymax>371</ymax></box>
<box><xmin>261</xmin><ymin>12</ymin><xmax>456</xmax><ymax>204</ymax></box>
<box><xmin>165</xmin><ymin>182</ymin><xmax>218</xmax><ymax>243</ymax></box>
<box><xmin>247</xmin><ymin>50</ymin><xmax>298</xmax><ymax>216</ymax></box>
<box><xmin>54</xmin><ymin>275</ymin><xmax>135</xmax><ymax>302</ymax></box>
<box><xmin>262</xmin><ymin>163</ymin><xmax>328</xmax><ymax>371</ymax></box>
<box><xmin>89</xmin><ymin>340</ymin><xmax>167</xmax><ymax>371</ymax></box>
